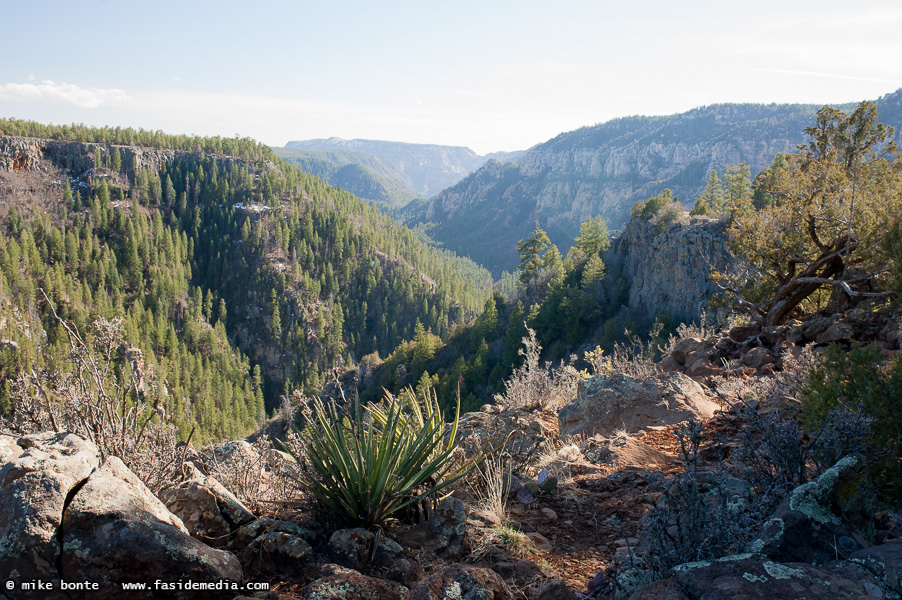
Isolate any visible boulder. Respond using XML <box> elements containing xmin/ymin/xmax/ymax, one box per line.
<box><xmin>410</xmin><ymin>564</ymin><xmax>512</xmax><ymax>600</ymax></box>
<box><xmin>329</xmin><ymin>528</ymin><xmax>376</xmax><ymax>571</ymax></box>
<box><xmin>686</xmin><ymin>358</ymin><xmax>722</xmax><ymax>378</ymax></box>
<box><xmin>458</xmin><ymin>407</ymin><xmax>557</xmax><ymax>470</ymax></box>
<box><xmin>60</xmin><ymin>456</ymin><xmax>242</xmax><ymax>598</ymax></box>
<box><xmin>240</xmin><ymin>530</ymin><xmax>312</xmax><ymax>575</ymax></box>
<box><xmin>738</xmin><ymin>347</ymin><xmax>776</xmax><ymax>369</ymax></box>
<box><xmin>537</xmin><ymin>580</ymin><xmax>577</xmax><ymax>600</ymax></box>
<box><xmin>159</xmin><ymin>472</ymin><xmax>255</xmax><ymax>544</ymax></box>
<box><xmin>751</xmin><ymin>455</ymin><xmax>875</xmax><ymax>565</ymax></box>
<box><xmin>302</xmin><ymin>569</ymin><xmax>409</xmax><ymax>600</ymax></box>
<box><xmin>558</xmin><ymin>373</ymin><xmax>719</xmax><ymax>438</ymax></box>
<box><xmin>670</xmin><ymin>338</ymin><xmax>705</xmax><ymax>366</ymax></box>
<box><xmin>392</xmin><ymin>497</ymin><xmax>469</xmax><ymax>560</ymax></box>
<box><xmin>849</xmin><ymin>539</ymin><xmax>902</xmax><ymax>596</ymax></box>
<box><xmin>816</xmin><ymin>322</ymin><xmax>855</xmax><ymax>345</ymax></box>
<box><xmin>628</xmin><ymin>555</ymin><xmax>891</xmax><ymax>599</ymax></box>
<box><xmin>234</xmin><ymin>516</ymin><xmax>318</xmax><ymax>549</ymax></box>
<box><xmin>372</xmin><ymin>537</ymin><xmax>423</xmax><ymax>586</ymax></box>
<box><xmin>580</xmin><ymin>434</ymin><xmax>675</xmax><ymax>470</ymax></box>
<box><xmin>0</xmin><ymin>432</ymin><xmax>101</xmax><ymax>597</ymax></box>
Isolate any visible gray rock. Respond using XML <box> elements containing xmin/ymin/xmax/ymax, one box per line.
<box><xmin>410</xmin><ymin>564</ymin><xmax>512</xmax><ymax>600</ymax></box>
<box><xmin>302</xmin><ymin>569</ymin><xmax>409</xmax><ymax>600</ymax></box>
<box><xmin>537</xmin><ymin>580</ymin><xmax>576</xmax><ymax>600</ymax></box>
<box><xmin>751</xmin><ymin>455</ymin><xmax>875</xmax><ymax>565</ymax></box>
<box><xmin>234</xmin><ymin>516</ymin><xmax>318</xmax><ymax>549</ymax></box>
<box><xmin>628</xmin><ymin>555</ymin><xmax>891</xmax><ymax>600</ymax></box>
<box><xmin>60</xmin><ymin>456</ymin><xmax>241</xmax><ymax>598</ymax></box>
<box><xmin>558</xmin><ymin>372</ymin><xmax>719</xmax><ymax>438</ymax></box>
<box><xmin>329</xmin><ymin>528</ymin><xmax>376</xmax><ymax>571</ymax></box>
<box><xmin>457</xmin><ymin>408</ymin><xmax>557</xmax><ymax>471</ymax></box>
<box><xmin>816</xmin><ymin>322</ymin><xmax>855</xmax><ymax>344</ymax></box>
<box><xmin>0</xmin><ymin>432</ymin><xmax>101</xmax><ymax>598</ymax></box>
<box><xmin>391</xmin><ymin>497</ymin><xmax>470</xmax><ymax>560</ymax></box>
<box><xmin>159</xmin><ymin>472</ymin><xmax>255</xmax><ymax>544</ymax></box>
<box><xmin>240</xmin><ymin>530</ymin><xmax>312</xmax><ymax>575</ymax></box>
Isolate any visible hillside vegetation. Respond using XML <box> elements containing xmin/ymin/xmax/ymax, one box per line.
<box><xmin>0</xmin><ymin>119</ymin><xmax>492</xmax><ymax>444</ymax></box>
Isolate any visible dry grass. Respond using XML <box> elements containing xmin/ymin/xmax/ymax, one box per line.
<box><xmin>476</xmin><ymin>452</ymin><xmax>510</xmax><ymax>525</ymax></box>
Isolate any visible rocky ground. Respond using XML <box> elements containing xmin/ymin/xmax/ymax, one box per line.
<box><xmin>2</xmin><ymin>305</ymin><xmax>902</xmax><ymax>600</ymax></box>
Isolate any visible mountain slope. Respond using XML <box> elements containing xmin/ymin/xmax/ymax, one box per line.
<box><xmin>284</xmin><ymin>137</ymin><xmax>523</xmax><ymax>197</ymax></box>
<box><xmin>0</xmin><ymin>120</ymin><xmax>493</xmax><ymax>443</ymax></box>
<box><xmin>273</xmin><ymin>147</ymin><xmax>420</xmax><ymax>209</ymax></box>
<box><xmin>409</xmin><ymin>90</ymin><xmax>902</xmax><ymax>275</ymax></box>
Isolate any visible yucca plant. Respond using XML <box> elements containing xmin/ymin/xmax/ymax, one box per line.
<box><xmin>291</xmin><ymin>389</ymin><xmax>472</xmax><ymax>529</ymax></box>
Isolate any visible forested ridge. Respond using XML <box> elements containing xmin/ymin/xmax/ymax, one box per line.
<box><xmin>0</xmin><ymin>119</ymin><xmax>492</xmax><ymax>443</ymax></box>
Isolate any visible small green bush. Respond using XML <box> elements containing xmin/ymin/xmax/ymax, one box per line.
<box><xmin>291</xmin><ymin>389</ymin><xmax>471</xmax><ymax>529</ymax></box>
<box><xmin>802</xmin><ymin>343</ymin><xmax>902</xmax><ymax>499</ymax></box>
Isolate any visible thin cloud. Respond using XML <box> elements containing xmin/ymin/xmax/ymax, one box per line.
<box><xmin>0</xmin><ymin>80</ymin><xmax>130</xmax><ymax>108</ymax></box>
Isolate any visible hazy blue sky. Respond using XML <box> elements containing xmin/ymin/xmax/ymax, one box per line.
<box><xmin>2</xmin><ymin>0</ymin><xmax>900</xmax><ymax>153</ymax></box>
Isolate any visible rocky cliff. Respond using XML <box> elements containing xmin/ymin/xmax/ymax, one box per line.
<box><xmin>408</xmin><ymin>90</ymin><xmax>902</xmax><ymax>275</ymax></box>
<box><xmin>603</xmin><ymin>216</ymin><xmax>735</xmax><ymax>327</ymax></box>
<box><xmin>0</xmin><ymin>135</ymin><xmax>190</xmax><ymax>177</ymax></box>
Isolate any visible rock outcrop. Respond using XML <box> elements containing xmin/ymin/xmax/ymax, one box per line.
<box><xmin>0</xmin><ymin>432</ymin><xmax>241</xmax><ymax>599</ymax></box>
<box><xmin>60</xmin><ymin>457</ymin><xmax>242</xmax><ymax>598</ymax></box>
<box><xmin>0</xmin><ymin>432</ymin><xmax>101</xmax><ymax>594</ymax></box>
<box><xmin>0</xmin><ymin>135</ymin><xmax>189</xmax><ymax>177</ymax></box>
<box><xmin>409</xmin><ymin>564</ymin><xmax>512</xmax><ymax>600</ymax></box>
<box><xmin>603</xmin><ymin>218</ymin><xmax>735</xmax><ymax>327</ymax></box>
<box><xmin>159</xmin><ymin>469</ymin><xmax>256</xmax><ymax>544</ymax></box>
<box><xmin>558</xmin><ymin>372</ymin><xmax>719</xmax><ymax>439</ymax></box>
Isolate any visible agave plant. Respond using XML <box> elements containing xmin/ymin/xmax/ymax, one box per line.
<box><xmin>292</xmin><ymin>389</ymin><xmax>471</xmax><ymax>528</ymax></box>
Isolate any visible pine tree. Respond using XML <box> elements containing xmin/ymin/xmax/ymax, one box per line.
<box><xmin>517</xmin><ymin>223</ymin><xmax>551</xmax><ymax>297</ymax></box>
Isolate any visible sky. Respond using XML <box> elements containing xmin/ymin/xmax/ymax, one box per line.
<box><xmin>1</xmin><ymin>0</ymin><xmax>901</xmax><ymax>155</ymax></box>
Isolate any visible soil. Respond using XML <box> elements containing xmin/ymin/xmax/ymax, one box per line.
<box><xmin>244</xmin><ymin>406</ymin><xmax>748</xmax><ymax>599</ymax></box>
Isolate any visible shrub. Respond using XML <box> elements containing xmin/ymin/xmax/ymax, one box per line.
<box><xmin>494</xmin><ymin>326</ymin><xmax>578</xmax><ymax>411</ymax></box>
<box><xmin>801</xmin><ymin>343</ymin><xmax>902</xmax><ymax>499</ymax></box>
<box><xmin>641</xmin><ymin>420</ymin><xmax>750</xmax><ymax>579</ymax></box>
<box><xmin>288</xmin><ymin>389</ymin><xmax>472</xmax><ymax>529</ymax></box>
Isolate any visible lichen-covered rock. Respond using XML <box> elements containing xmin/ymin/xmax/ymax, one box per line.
<box><xmin>391</xmin><ymin>497</ymin><xmax>470</xmax><ymax>561</ymax></box>
<box><xmin>371</xmin><ymin>537</ymin><xmax>423</xmax><ymax>586</ymax></box>
<box><xmin>159</xmin><ymin>472</ymin><xmax>255</xmax><ymax>544</ymax></box>
<box><xmin>0</xmin><ymin>432</ymin><xmax>101</xmax><ymax>598</ymax></box>
<box><xmin>302</xmin><ymin>569</ymin><xmax>409</xmax><ymax>600</ymax></box>
<box><xmin>849</xmin><ymin>539</ymin><xmax>902</xmax><ymax>596</ymax></box>
<box><xmin>558</xmin><ymin>373</ymin><xmax>719</xmax><ymax>438</ymax></box>
<box><xmin>240</xmin><ymin>530</ymin><xmax>312</xmax><ymax>575</ymax></box>
<box><xmin>429</xmin><ymin>497</ymin><xmax>469</xmax><ymax>559</ymax></box>
<box><xmin>628</xmin><ymin>555</ymin><xmax>890</xmax><ymax>600</ymax></box>
<box><xmin>329</xmin><ymin>528</ymin><xmax>376</xmax><ymax>571</ymax></box>
<box><xmin>409</xmin><ymin>564</ymin><xmax>512</xmax><ymax>600</ymax></box>
<box><xmin>751</xmin><ymin>455</ymin><xmax>875</xmax><ymax>565</ymax></box>
<box><xmin>60</xmin><ymin>456</ymin><xmax>242</xmax><ymax>598</ymax></box>
<box><xmin>234</xmin><ymin>517</ymin><xmax>318</xmax><ymax>549</ymax></box>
